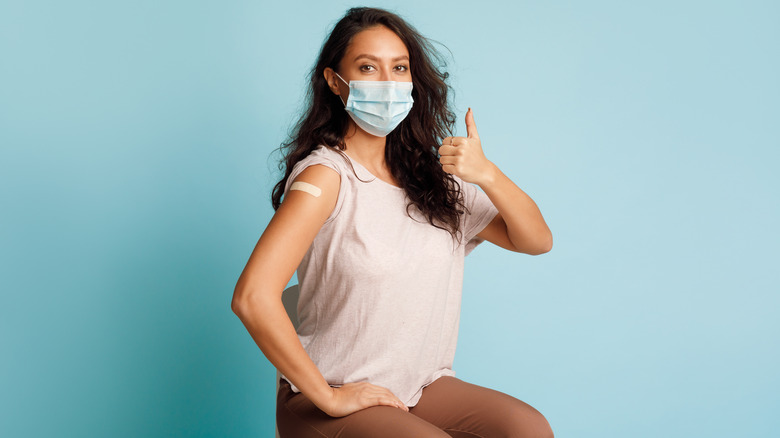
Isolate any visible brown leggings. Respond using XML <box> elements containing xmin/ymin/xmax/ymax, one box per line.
<box><xmin>277</xmin><ymin>376</ymin><xmax>554</xmax><ymax>438</ymax></box>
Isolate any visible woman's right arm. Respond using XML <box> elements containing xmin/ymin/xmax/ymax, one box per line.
<box><xmin>231</xmin><ymin>164</ymin><xmax>409</xmax><ymax>416</ymax></box>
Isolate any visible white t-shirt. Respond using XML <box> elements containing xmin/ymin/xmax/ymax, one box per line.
<box><xmin>280</xmin><ymin>145</ymin><xmax>499</xmax><ymax>406</ymax></box>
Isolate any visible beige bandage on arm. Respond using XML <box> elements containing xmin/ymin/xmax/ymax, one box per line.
<box><xmin>289</xmin><ymin>181</ymin><xmax>322</xmax><ymax>198</ymax></box>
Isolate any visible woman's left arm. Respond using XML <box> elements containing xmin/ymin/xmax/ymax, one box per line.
<box><xmin>439</xmin><ymin>108</ymin><xmax>553</xmax><ymax>255</ymax></box>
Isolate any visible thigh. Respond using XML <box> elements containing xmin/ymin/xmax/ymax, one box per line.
<box><xmin>277</xmin><ymin>378</ymin><xmax>449</xmax><ymax>438</ymax></box>
<box><xmin>409</xmin><ymin>376</ymin><xmax>554</xmax><ymax>438</ymax></box>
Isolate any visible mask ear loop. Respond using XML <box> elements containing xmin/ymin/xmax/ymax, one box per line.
<box><xmin>334</xmin><ymin>72</ymin><xmax>349</xmax><ymax>106</ymax></box>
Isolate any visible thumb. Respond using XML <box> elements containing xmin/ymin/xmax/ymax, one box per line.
<box><xmin>465</xmin><ymin>107</ymin><xmax>479</xmax><ymax>139</ymax></box>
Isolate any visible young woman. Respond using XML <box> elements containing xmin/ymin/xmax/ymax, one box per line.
<box><xmin>232</xmin><ymin>7</ymin><xmax>554</xmax><ymax>438</ymax></box>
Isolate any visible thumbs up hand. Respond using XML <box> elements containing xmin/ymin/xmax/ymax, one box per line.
<box><xmin>439</xmin><ymin>108</ymin><xmax>495</xmax><ymax>186</ymax></box>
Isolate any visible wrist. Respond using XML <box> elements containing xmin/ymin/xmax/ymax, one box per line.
<box><xmin>309</xmin><ymin>384</ymin><xmax>337</xmax><ymax>414</ymax></box>
<box><xmin>476</xmin><ymin>161</ymin><xmax>499</xmax><ymax>187</ymax></box>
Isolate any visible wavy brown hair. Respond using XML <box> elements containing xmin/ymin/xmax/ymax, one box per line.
<box><xmin>271</xmin><ymin>7</ymin><xmax>465</xmax><ymax>238</ymax></box>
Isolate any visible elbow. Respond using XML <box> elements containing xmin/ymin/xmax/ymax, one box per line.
<box><xmin>231</xmin><ymin>295</ymin><xmax>244</xmax><ymax>316</ymax></box>
<box><xmin>231</xmin><ymin>296</ymin><xmax>243</xmax><ymax>315</ymax></box>
<box><xmin>232</xmin><ymin>284</ymin><xmax>279</xmax><ymax>316</ymax></box>
<box><xmin>231</xmin><ymin>285</ymin><xmax>253</xmax><ymax>316</ymax></box>
<box><xmin>232</xmin><ymin>274</ymin><xmax>261</xmax><ymax>315</ymax></box>
<box><xmin>542</xmin><ymin>232</ymin><xmax>553</xmax><ymax>253</ymax></box>
<box><xmin>529</xmin><ymin>232</ymin><xmax>553</xmax><ymax>256</ymax></box>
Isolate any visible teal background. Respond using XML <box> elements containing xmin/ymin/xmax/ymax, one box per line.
<box><xmin>2</xmin><ymin>1</ymin><xmax>778</xmax><ymax>437</ymax></box>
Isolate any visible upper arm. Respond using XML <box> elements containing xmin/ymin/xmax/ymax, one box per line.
<box><xmin>476</xmin><ymin>213</ymin><xmax>553</xmax><ymax>255</ymax></box>
<box><xmin>475</xmin><ymin>213</ymin><xmax>520</xmax><ymax>252</ymax></box>
<box><xmin>233</xmin><ymin>164</ymin><xmax>340</xmax><ymax>305</ymax></box>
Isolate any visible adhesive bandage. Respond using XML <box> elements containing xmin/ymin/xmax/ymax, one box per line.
<box><xmin>290</xmin><ymin>181</ymin><xmax>322</xmax><ymax>198</ymax></box>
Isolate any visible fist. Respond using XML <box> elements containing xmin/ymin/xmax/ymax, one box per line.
<box><xmin>438</xmin><ymin>108</ymin><xmax>493</xmax><ymax>185</ymax></box>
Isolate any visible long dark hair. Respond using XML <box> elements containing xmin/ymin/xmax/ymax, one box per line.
<box><xmin>271</xmin><ymin>7</ymin><xmax>465</xmax><ymax>238</ymax></box>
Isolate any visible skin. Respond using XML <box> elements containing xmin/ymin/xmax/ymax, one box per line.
<box><xmin>326</xmin><ymin>25</ymin><xmax>411</xmax><ymax>186</ymax></box>
<box><xmin>232</xmin><ymin>24</ymin><xmax>553</xmax><ymax>419</ymax></box>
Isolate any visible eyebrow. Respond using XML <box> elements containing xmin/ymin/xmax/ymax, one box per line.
<box><xmin>353</xmin><ymin>54</ymin><xmax>409</xmax><ymax>62</ymax></box>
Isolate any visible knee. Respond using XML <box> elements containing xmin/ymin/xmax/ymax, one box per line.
<box><xmin>502</xmin><ymin>406</ymin><xmax>554</xmax><ymax>438</ymax></box>
<box><xmin>528</xmin><ymin>414</ymin><xmax>554</xmax><ymax>438</ymax></box>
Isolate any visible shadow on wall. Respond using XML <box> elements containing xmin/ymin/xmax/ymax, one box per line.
<box><xmin>28</xmin><ymin>192</ymin><xmax>280</xmax><ymax>437</ymax></box>
<box><xmin>100</xmin><ymin>208</ymin><xmax>278</xmax><ymax>437</ymax></box>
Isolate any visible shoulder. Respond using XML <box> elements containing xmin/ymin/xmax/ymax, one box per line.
<box><xmin>450</xmin><ymin>174</ymin><xmax>497</xmax><ymax>225</ymax></box>
<box><xmin>285</xmin><ymin>146</ymin><xmax>349</xmax><ymax>194</ymax></box>
<box><xmin>295</xmin><ymin>145</ymin><xmax>349</xmax><ymax>175</ymax></box>
<box><xmin>449</xmin><ymin>174</ymin><xmax>479</xmax><ymax>204</ymax></box>
<box><xmin>276</xmin><ymin>163</ymin><xmax>341</xmax><ymax>230</ymax></box>
<box><xmin>283</xmin><ymin>146</ymin><xmax>349</xmax><ymax>224</ymax></box>
<box><xmin>291</xmin><ymin>163</ymin><xmax>340</xmax><ymax>192</ymax></box>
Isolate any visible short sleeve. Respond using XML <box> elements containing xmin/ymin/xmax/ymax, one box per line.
<box><xmin>458</xmin><ymin>178</ymin><xmax>499</xmax><ymax>256</ymax></box>
<box><xmin>282</xmin><ymin>146</ymin><xmax>346</xmax><ymax>224</ymax></box>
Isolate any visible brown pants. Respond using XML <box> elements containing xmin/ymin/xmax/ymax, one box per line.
<box><xmin>277</xmin><ymin>376</ymin><xmax>554</xmax><ymax>438</ymax></box>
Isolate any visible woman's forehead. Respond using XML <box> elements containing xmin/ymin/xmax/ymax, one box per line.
<box><xmin>344</xmin><ymin>26</ymin><xmax>409</xmax><ymax>62</ymax></box>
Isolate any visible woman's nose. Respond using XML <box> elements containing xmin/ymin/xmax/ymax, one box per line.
<box><xmin>378</xmin><ymin>68</ymin><xmax>392</xmax><ymax>81</ymax></box>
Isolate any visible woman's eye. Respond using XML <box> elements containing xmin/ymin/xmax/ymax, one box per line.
<box><xmin>360</xmin><ymin>65</ymin><xmax>375</xmax><ymax>72</ymax></box>
<box><xmin>395</xmin><ymin>65</ymin><xmax>409</xmax><ymax>72</ymax></box>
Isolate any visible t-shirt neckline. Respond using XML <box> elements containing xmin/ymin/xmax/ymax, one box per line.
<box><xmin>342</xmin><ymin>151</ymin><xmax>405</xmax><ymax>191</ymax></box>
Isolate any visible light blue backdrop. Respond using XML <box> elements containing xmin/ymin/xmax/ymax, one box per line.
<box><xmin>1</xmin><ymin>1</ymin><xmax>778</xmax><ymax>437</ymax></box>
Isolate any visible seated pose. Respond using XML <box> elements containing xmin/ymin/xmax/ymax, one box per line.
<box><xmin>232</xmin><ymin>7</ymin><xmax>554</xmax><ymax>438</ymax></box>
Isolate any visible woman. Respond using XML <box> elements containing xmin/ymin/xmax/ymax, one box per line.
<box><xmin>232</xmin><ymin>7</ymin><xmax>554</xmax><ymax>438</ymax></box>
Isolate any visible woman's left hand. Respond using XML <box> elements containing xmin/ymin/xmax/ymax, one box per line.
<box><xmin>439</xmin><ymin>108</ymin><xmax>496</xmax><ymax>186</ymax></box>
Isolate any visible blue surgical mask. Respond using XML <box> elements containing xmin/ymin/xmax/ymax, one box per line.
<box><xmin>335</xmin><ymin>72</ymin><xmax>414</xmax><ymax>137</ymax></box>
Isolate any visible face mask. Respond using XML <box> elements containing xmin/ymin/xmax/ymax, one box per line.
<box><xmin>334</xmin><ymin>72</ymin><xmax>414</xmax><ymax>137</ymax></box>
